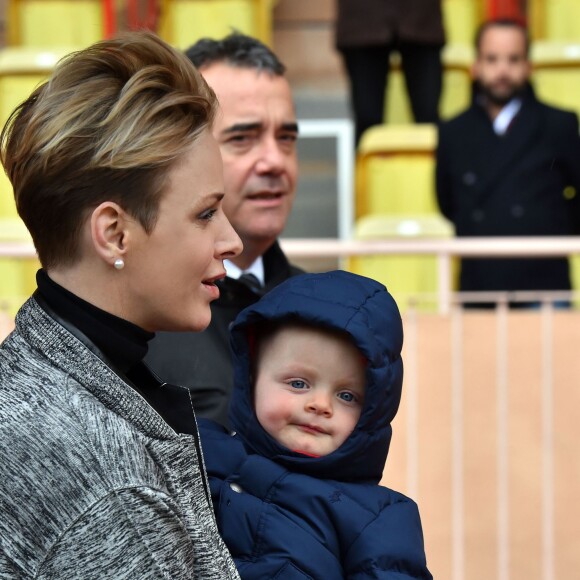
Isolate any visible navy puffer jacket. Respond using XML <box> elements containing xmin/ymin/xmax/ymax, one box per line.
<box><xmin>199</xmin><ymin>271</ymin><xmax>432</xmax><ymax>579</ymax></box>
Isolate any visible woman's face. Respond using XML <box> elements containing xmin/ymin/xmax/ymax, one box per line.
<box><xmin>122</xmin><ymin>129</ymin><xmax>242</xmax><ymax>332</ymax></box>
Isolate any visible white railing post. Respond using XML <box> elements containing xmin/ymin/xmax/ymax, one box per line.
<box><xmin>496</xmin><ymin>300</ymin><xmax>510</xmax><ymax>580</ymax></box>
<box><xmin>296</xmin><ymin>119</ymin><xmax>355</xmax><ymax>240</ymax></box>
<box><xmin>451</xmin><ymin>304</ymin><xmax>465</xmax><ymax>580</ymax></box>
<box><xmin>541</xmin><ymin>302</ymin><xmax>555</xmax><ymax>580</ymax></box>
<box><xmin>405</xmin><ymin>304</ymin><xmax>419</xmax><ymax>501</ymax></box>
<box><xmin>438</xmin><ymin>252</ymin><xmax>452</xmax><ymax>315</ymax></box>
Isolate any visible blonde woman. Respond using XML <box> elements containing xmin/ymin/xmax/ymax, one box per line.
<box><xmin>0</xmin><ymin>32</ymin><xmax>242</xmax><ymax>578</ymax></box>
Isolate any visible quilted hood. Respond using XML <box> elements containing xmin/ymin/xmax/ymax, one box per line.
<box><xmin>228</xmin><ymin>270</ymin><xmax>404</xmax><ymax>483</ymax></box>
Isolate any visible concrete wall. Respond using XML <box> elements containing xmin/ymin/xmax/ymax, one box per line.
<box><xmin>273</xmin><ymin>0</ymin><xmax>343</xmax><ymax>88</ymax></box>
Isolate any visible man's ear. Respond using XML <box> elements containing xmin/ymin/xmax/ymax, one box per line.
<box><xmin>90</xmin><ymin>201</ymin><xmax>130</xmax><ymax>266</ymax></box>
<box><xmin>470</xmin><ymin>61</ymin><xmax>479</xmax><ymax>80</ymax></box>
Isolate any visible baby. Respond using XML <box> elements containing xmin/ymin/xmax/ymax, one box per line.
<box><xmin>199</xmin><ymin>270</ymin><xmax>432</xmax><ymax>579</ymax></box>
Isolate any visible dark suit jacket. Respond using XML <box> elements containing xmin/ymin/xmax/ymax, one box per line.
<box><xmin>145</xmin><ymin>241</ymin><xmax>303</xmax><ymax>427</ymax></box>
<box><xmin>436</xmin><ymin>86</ymin><xmax>580</xmax><ymax>292</ymax></box>
<box><xmin>335</xmin><ymin>0</ymin><xmax>445</xmax><ymax>48</ymax></box>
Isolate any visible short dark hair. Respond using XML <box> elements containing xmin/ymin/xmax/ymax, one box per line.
<box><xmin>475</xmin><ymin>18</ymin><xmax>530</xmax><ymax>56</ymax></box>
<box><xmin>185</xmin><ymin>32</ymin><xmax>286</xmax><ymax>75</ymax></box>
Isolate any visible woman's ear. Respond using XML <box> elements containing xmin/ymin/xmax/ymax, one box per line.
<box><xmin>90</xmin><ymin>202</ymin><xmax>130</xmax><ymax>266</ymax></box>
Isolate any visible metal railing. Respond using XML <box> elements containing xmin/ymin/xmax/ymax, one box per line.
<box><xmin>4</xmin><ymin>235</ymin><xmax>580</xmax><ymax>314</ymax></box>
<box><xmin>280</xmin><ymin>236</ymin><xmax>580</xmax><ymax>313</ymax></box>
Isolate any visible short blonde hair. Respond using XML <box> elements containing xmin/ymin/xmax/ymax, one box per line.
<box><xmin>1</xmin><ymin>31</ymin><xmax>217</xmax><ymax>268</ymax></box>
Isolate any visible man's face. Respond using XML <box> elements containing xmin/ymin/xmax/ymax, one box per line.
<box><xmin>473</xmin><ymin>26</ymin><xmax>531</xmax><ymax>106</ymax></box>
<box><xmin>202</xmin><ymin>63</ymin><xmax>298</xmax><ymax>252</ymax></box>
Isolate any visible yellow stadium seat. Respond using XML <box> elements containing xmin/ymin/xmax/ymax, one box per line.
<box><xmin>383</xmin><ymin>54</ymin><xmax>412</xmax><ymax>125</ymax></box>
<box><xmin>157</xmin><ymin>0</ymin><xmax>275</xmax><ymax>49</ymax></box>
<box><xmin>356</xmin><ymin>124</ymin><xmax>438</xmax><ymax>218</ymax></box>
<box><xmin>348</xmin><ymin>214</ymin><xmax>455</xmax><ymax>312</ymax></box>
<box><xmin>442</xmin><ymin>0</ymin><xmax>485</xmax><ymax>45</ymax></box>
<box><xmin>384</xmin><ymin>43</ymin><xmax>474</xmax><ymax>125</ymax></box>
<box><xmin>528</xmin><ymin>0</ymin><xmax>580</xmax><ymax>41</ymax></box>
<box><xmin>531</xmin><ymin>41</ymin><xmax>580</xmax><ymax>119</ymax></box>
<box><xmin>570</xmin><ymin>258</ymin><xmax>580</xmax><ymax>308</ymax></box>
<box><xmin>0</xmin><ymin>46</ymin><xmax>72</xmax><ymax>217</ymax></box>
<box><xmin>7</xmin><ymin>0</ymin><xmax>105</xmax><ymax>48</ymax></box>
<box><xmin>440</xmin><ymin>43</ymin><xmax>474</xmax><ymax>120</ymax></box>
<box><xmin>0</xmin><ymin>47</ymin><xmax>59</xmax><ymax>314</ymax></box>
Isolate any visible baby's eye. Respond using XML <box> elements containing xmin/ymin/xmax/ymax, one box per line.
<box><xmin>289</xmin><ymin>380</ymin><xmax>307</xmax><ymax>390</ymax></box>
<box><xmin>338</xmin><ymin>391</ymin><xmax>357</xmax><ymax>403</ymax></box>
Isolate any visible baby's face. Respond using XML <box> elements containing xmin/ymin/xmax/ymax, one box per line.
<box><xmin>253</xmin><ymin>324</ymin><xmax>366</xmax><ymax>457</ymax></box>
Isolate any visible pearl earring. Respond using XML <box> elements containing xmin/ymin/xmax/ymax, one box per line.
<box><xmin>113</xmin><ymin>258</ymin><xmax>125</xmax><ymax>270</ymax></box>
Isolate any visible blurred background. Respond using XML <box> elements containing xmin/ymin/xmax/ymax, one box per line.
<box><xmin>4</xmin><ymin>0</ymin><xmax>580</xmax><ymax>310</ymax></box>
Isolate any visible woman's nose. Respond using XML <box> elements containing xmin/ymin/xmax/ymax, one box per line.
<box><xmin>216</xmin><ymin>213</ymin><xmax>243</xmax><ymax>259</ymax></box>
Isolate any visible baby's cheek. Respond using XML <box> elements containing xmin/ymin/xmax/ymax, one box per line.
<box><xmin>267</xmin><ymin>406</ymin><xmax>291</xmax><ymax>427</ymax></box>
<box><xmin>257</xmin><ymin>402</ymin><xmax>285</xmax><ymax>430</ymax></box>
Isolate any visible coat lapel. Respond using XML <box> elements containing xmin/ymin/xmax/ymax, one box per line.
<box><xmin>470</xmin><ymin>95</ymin><xmax>542</xmax><ymax>206</ymax></box>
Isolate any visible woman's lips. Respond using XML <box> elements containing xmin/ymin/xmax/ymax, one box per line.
<box><xmin>202</xmin><ymin>273</ymin><xmax>225</xmax><ymax>300</ymax></box>
<box><xmin>202</xmin><ymin>281</ymin><xmax>220</xmax><ymax>300</ymax></box>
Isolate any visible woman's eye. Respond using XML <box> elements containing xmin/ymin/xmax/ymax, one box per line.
<box><xmin>338</xmin><ymin>391</ymin><xmax>357</xmax><ymax>403</ymax></box>
<box><xmin>289</xmin><ymin>380</ymin><xmax>307</xmax><ymax>390</ymax></box>
<box><xmin>199</xmin><ymin>208</ymin><xmax>217</xmax><ymax>221</ymax></box>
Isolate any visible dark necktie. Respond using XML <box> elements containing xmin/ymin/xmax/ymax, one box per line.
<box><xmin>238</xmin><ymin>272</ymin><xmax>263</xmax><ymax>295</ymax></box>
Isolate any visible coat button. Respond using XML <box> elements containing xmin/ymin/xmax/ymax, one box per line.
<box><xmin>511</xmin><ymin>205</ymin><xmax>524</xmax><ymax>218</ymax></box>
<box><xmin>229</xmin><ymin>483</ymin><xmax>243</xmax><ymax>493</ymax></box>
<box><xmin>463</xmin><ymin>172</ymin><xmax>477</xmax><ymax>186</ymax></box>
<box><xmin>564</xmin><ymin>186</ymin><xmax>577</xmax><ymax>199</ymax></box>
<box><xmin>471</xmin><ymin>209</ymin><xmax>485</xmax><ymax>222</ymax></box>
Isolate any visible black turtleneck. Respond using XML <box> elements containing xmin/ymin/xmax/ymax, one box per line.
<box><xmin>36</xmin><ymin>269</ymin><xmax>197</xmax><ymax>435</ymax></box>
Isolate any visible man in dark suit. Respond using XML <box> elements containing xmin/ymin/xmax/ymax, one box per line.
<box><xmin>436</xmin><ymin>19</ymin><xmax>580</xmax><ymax>302</ymax></box>
<box><xmin>145</xmin><ymin>34</ymin><xmax>302</xmax><ymax>426</ymax></box>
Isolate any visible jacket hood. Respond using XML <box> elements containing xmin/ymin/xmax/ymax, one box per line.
<box><xmin>228</xmin><ymin>271</ymin><xmax>403</xmax><ymax>483</ymax></box>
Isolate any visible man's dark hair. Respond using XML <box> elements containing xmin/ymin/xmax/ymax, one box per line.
<box><xmin>185</xmin><ymin>32</ymin><xmax>286</xmax><ymax>75</ymax></box>
<box><xmin>475</xmin><ymin>18</ymin><xmax>530</xmax><ymax>56</ymax></box>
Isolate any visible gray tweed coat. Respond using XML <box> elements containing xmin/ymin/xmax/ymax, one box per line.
<box><xmin>0</xmin><ymin>296</ymin><xmax>239</xmax><ymax>579</ymax></box>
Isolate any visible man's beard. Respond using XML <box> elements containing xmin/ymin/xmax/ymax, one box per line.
<box><xmin>476</xmin><ymin>78</ymin><xmax>526</xmax><ymax>107</ymax></box>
